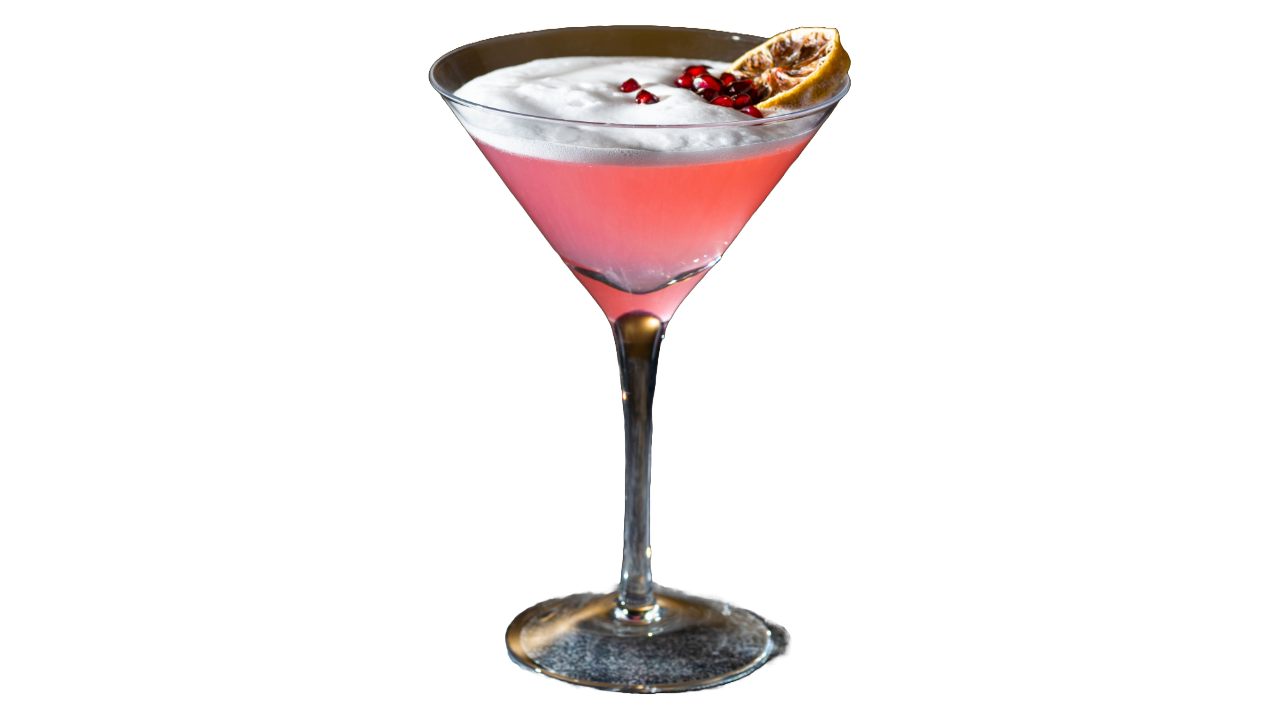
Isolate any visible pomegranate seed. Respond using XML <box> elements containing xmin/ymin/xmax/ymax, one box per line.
<box><xmin>725</xmin><ymin>81</ymin><xmax>751</xmax><ymax>96</ymax></box>
<box><xmin>635</xmin><ymin>89</ymin><xmax>659</xmax><ymax>104</ymax></box>
<box><xmin>741</xmin><ymin>106</ymin><xmax>763</xmax><ymax>118</ymax></box>
<box><xmin>692</xmin><ymin>74</ymin><xmax>722</xmax><ymax>93</ymax></box>
<box><xmin>711</xmin><ymin>96</ymin><xmax>735</xmax><ymax>107</ymax></box>
<box><xmin>619</xmin><ymin>78</ymin><xmax>641</xmax><ymax>93</ymax></box>
<box><xmin>695</xmin><ymin>88</ymin><xmax>719</xmax><ymax>101</ymax></box>
<box><xmin>732</xmin><ymin>94</ymin><xmax>752</xmax><ymax>109</ymax></box>
<box><xmin>720</xmin><ymin>72</ymin><xmax>736</xmax><ymax>85</ymax></box>
<box><xmin>674</xmin><ymin>73</ymin><xmax>694</xmax><ymax>89</ymax></box>
<box><xmin>684</xmin><ymin>65</ymin><xmax>708</xmax><ymax>76</ymax></box>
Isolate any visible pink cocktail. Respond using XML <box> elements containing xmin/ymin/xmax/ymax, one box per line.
<box><xmin>475</xmin><ymin>133</ymin><xmax>813</xmax><ymax>320</ymax></box>
<box><xmin>432</xmin><ymin>25</ymin><xmax>848</xmax><ymax>693</ymax></box>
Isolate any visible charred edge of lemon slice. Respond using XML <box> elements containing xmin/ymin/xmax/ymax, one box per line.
<box><xmin>728</xmin><ymin>28</ymin><xmax>850</xmax><ymax>112</ymax></box>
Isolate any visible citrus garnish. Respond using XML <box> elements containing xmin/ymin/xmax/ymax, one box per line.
<box><xmin>727</xmin><ymin>28</ymin><xmax>850</xmax><ymax>112</ymax></box>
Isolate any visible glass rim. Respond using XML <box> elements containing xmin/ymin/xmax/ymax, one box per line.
<box><xmin>429</xmin><ymin>25</ymin><xmax>851</xmax><ymax>130</ymax></box>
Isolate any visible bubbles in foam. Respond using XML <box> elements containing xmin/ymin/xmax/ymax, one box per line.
<box><xmin>455</xmin><ymin>57</ymin><xmax>742</xmax><ymax>126</ymax></box>
<box><xmin>450</xmin><ymin>56</ymin><xmax>819</xmax><ymax>162</ymax></box>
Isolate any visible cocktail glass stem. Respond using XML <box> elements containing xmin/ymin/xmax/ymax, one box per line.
<box><xmin>613</xmin><ymin>310</ymin><xmax>665</xmax><ymax>623</ymax></box>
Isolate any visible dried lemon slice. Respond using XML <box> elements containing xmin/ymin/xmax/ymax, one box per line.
<box><xmin>728</xmin><ymin>27</ymin><xmax>850</xmax><ymax>112</ymax></box>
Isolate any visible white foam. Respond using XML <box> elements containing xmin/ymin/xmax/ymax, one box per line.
<box><xmin>449</xmin><ymin>56</ymin><xmax>825</xmax><ymax>161</ymax></box>
<box><xmin>455</xmin><ymin>57</ymin><xmax>748</xmax><ymax>126</ymax></box>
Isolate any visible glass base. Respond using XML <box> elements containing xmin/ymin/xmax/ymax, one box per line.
<box><xmin>505</xmin><ymin>585</ymin><xmax>776</xmax><ymax>693</ymax></box>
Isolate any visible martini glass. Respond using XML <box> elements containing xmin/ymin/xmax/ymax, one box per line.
<box><xmin>431</xmin><ymin>26</ymin><xmax>848</xmax><ymax>693</ymax></box>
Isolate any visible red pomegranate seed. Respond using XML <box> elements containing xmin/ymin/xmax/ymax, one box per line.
<box><xmin>741</xmin><ymin>106</ymin><xmax>764</xmax><ymax>118</ymax></box>
<box><xmin>725</xmin><ymin>81</ymin><xmax>751</xmax><ymax>96</ymax></box>
<box><xmin>674</xmin><ymin>73</ymin><xmax>694</xmax><ymax>89</ymax></box>
<box><xmin>719</xmin><ymin>72</ymin><xmax>736</xmax><ymax>85</ymax></box>
<box><xmin>684</xmin><ymin>65</ymin><xmax>708</xmax><ymax>76</ymax></box>
<box><xmin>619</xmin><ymin>78</ymin><xmax>641</xmax><ymax>93</ymax></box>
<box><xmin>635</xmin><ymin>89</ymin><xmax>659</xmax><ymax>104</ymax></box>
<box><xmin>692</xmin><ymin>74</ymin><xmax>722</xmax><ymax>92</ymax></box>
<box><xmin>732</xmin><ymin>94</ymin><xmax>752</xmax><ymax>109</ymax></box>
<box><xmin>695</xmin><ymin>88</ymin><xmax>719</xmax><ymax>101</ymax></box>
<box><xmin>711</xmin><ymin>96</ymin><xmax>735</xmax><ymax>107</ymax></box>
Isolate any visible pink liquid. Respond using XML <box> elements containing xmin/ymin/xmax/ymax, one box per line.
<box><xmin>475</xmin><ymin>134</ymin><xmax>814</xmax><ymax>321</ymax></box>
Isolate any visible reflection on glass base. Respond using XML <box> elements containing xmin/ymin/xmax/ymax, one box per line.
<box><xmin>505</xmin><ymin>586</ymin><xmax>776</xmax><ymax>693</ymax></box>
